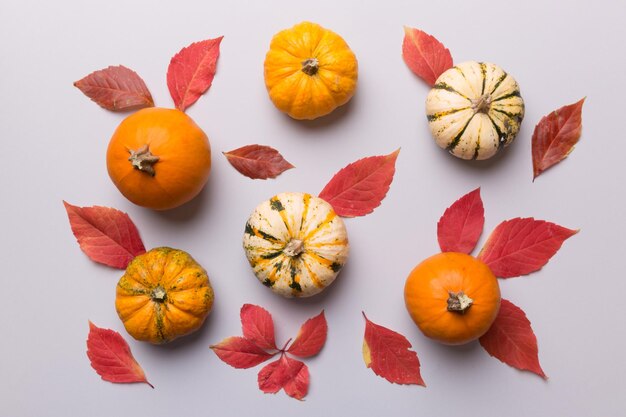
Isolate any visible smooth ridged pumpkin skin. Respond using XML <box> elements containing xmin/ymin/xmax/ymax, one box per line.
<box><xmin>264</xmin><ymin>21</ymin><xmax>358</xmax><ymax>120</ymax></box>
<box><xmin>115</xmin><ymin>247</ymin><xmax>214</xmax><ymax>344</ymax></box>
<box><xmin>404</xmin><ymin>252</ymin><xmax>501</xmax><ymax>345</ymax></box>
<box><xmin>106</xmin><ymin>107</ymin><xmax>211</xmax><ymax>210</ymax></box>
<box><xmin>426</xmin><ymin>61</ymin><xmax>524</xmax><ymax>160</ymax></box>
<box><xmin>243</xmin><ymin>192</ymin><xmax>349</xmax><ymax>298</ymax></box>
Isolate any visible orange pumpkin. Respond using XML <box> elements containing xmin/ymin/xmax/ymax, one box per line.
<box><xmin>264</xmin><ymin>21</ymin><xmax>358</xmax><ymax>120</ymax></box>
<box><xmin>115</xmin><ymin>247</ymin><xmax>214</xmax><ymax>344</ymax></box>
<box><xmin>106</xmin><ymin>107</ymin><xmax>211</xmax><ymax>210</ymax></box>
<box><xmin>404</xmin><ymin>252</ymin><xmax>500</xmax><ymax>345</ymax></box>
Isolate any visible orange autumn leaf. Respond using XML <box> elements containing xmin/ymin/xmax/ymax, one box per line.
<box><xmin>532</xmin><ymin>98</ymin><xmax>585</xmax><ymax>180</ymax></box>
<box><xmin>402</xmin><ymin>27</ymin><xmax>453</xmax><ymax>86</ymax></box>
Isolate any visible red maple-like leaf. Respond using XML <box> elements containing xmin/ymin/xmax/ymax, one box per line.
<box><xmin>532</xmin><ymin>98</ymin><xmax>585</xmax><ymax>180</ymax></box>
<box><xmin>63</xmin><ymin>202</ymin><xmax>146</xmax><ymax>269</ymax></box>
<box><xmin>479</xmin><ymin>299</ymin><xmax>546</xmax><ymax>378</ymax></box>
<box><xmin>74</xmin><ymin>65</ymin><xmax>154</xmax><ymax>111</ymax></box>
<box><xmin>224</xmin><ymin>145</ymin><xmax>294</xmax><ymax>180</ymax></box>
<box><xmin>258</xmin><ymin>355</ymin><xmax>309</xmax><ymax>400</ymax></box>
<box><xmin>402</xmin><ymin>27</ymin><xmax>453</xmax><ymax>86</ymax></box>
<box><xmin>240</xmin><ymin>304</ymin><xmax>277</xmax><ymax>350</ymax></box>
<box><xmin>210</xmin><ymin>336</ymin><xmax>276</xmax><ymax>369</ymax></box>
<box><xmin>362</xmin><ymin>313</ymin><xmax>425</xmax><ymax>386</ymax></box>
<box><xmin>86</xmin><ymin>322</ymin><xmax>153</xmax><ymax>387</ymax></box>
<box><xmin>319</xmin><ymin>149</ymin><xmax>400</xmax><ymax>217</ymax></box>
<box><xmin>167</xmin><ymin>37</ymin><xmax>223</xmax><ymax>112</ymax></box>
<box><xmin>437</xmin><ymin>188</ymin><xmax>484</xmax><ymax>254</ymax></box>
<box><xmin>287</xmin><ymin>311</ymin><xmax>327</xmax><ymax>358</ymax></box>
<box><xmin>477</xmin><ymin>217</ymin><xmax>577</xmax><ymax>278</ymax></box>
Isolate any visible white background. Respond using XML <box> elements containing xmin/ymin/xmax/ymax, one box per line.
<box><xmin>1</xmin><ymin>0</ymin><xmax>624</xmax><ymax>415</ymax></box>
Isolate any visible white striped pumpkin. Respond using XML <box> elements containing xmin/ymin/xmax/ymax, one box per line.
<box><xmin>243</xmin><ymin>192</ymin><xmax>349</xmax><ymax>298</ymax></box>
<box><xmin>425</xmin><ymin>61</ymin><xmax>524</xmax><ymax>160</ymax></box>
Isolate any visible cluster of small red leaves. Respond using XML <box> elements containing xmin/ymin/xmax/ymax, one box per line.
<box><xmin>402</xmin><ymin>27</ymin><xmax>453</xmax><ymax>86</ymax></box>
<box><xmin>532</xmin><ymin>98</ymin><xmax>585</xmax><ymax>180</ymax></box>
<box><xmin>87</xmin><ymin>322</ymin><xmax>153</xmax><ymax>387</ymax></box>
<box><xmin>224</xmin><ymin>145</ymin><xmax>294</xmax><ymax>179</ymax></box>
<box><xmin>63</xmin><ymin>202</ymin><xmax>145</xmax><ymax>269</ymax></box>
<box><xmin>319</xmin><ymin>149</ymin><xmax>400</xmax><ymax>217</ymax></box>
<box><xmin>211</xmin><ymin>304</ymin><xmax>327</xmax><ymax>400</ymax></box>
<box><xmin>74</xmin><ymin>37</ymin><xmax>222</xmax><ymax>112</ymax></box>
<box><xmin>362</xmin><ymin>313</ymin><xmax>424</xmax><ymax>386</ymax></box>
<box><xmin>439</xmin><ymin>188</ymin><xmax>577</xmax><ymax>377</ymax></box>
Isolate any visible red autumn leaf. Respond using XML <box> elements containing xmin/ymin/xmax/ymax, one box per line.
<box><xmin>477</xmin><ymin>217</ymin><xmax>577</xmax><ymax>278</ymax></box>
<box><xmin>211</xmin><ymin>336</ymin><xmax>276</xmax><ymax>369</ymax></box>
<box><xmin>63</xmin><ymin>202</ymin><xmax>146</xmax><ymax>269</ymax></box>
<box><xmin>437</xmin><ymin>188</ymin><xmax>485</xmax><ymax>254</ymax></box>
<box><xmin>479</xmin><ymin>299</ymin><xmax>546</xmax><ymax>378</ymax></box>
<box><xmin>361</xmin><ymin>313</ymin><xmax>425</xmax><ymax>386</ymax></box>
<box><xmin>224</xmin><ymin>145</ymin><xmax>294</xmax><ymax>180</ymax></box>
<box><xmin>402</xmin><ymin>27</ymin><xmax>453</xmax><ymax>86</ymax></box>
<box><xmin>86</xmin><ymin>321</ymin><xmax>153</xmax><ymax>387</ymax></box>
<box><xmin>258</xmin><ymin>355</ymin><xmax>309</xmax><ymax>400</ymax></box>
<box><xmin>74</xmin><ymin>65</ymin><xmax>154</xmax><ymax>111</ymax></box>
<box><xmin>241</xmin><ymin>304</ymin><xmax>277</xmax><ymax>350</ymax></box>
<box><xmin>532</xmin><ymin>98</ymin><xmax>585</xmax><ymax>180</ymax></box>
<box><xmin>167</xmin><ymin>37</ymin><xmax>223</xmax><ymax>112</ymax></box>
<box><xmin>287</xmin><ymin>311</ymin><xmax>327</xmax><ymax>358</ymax></box>
<box><xmin>319</xmin><ymin>149</ymin><xmax>400</xmax><ymax>217</ymax></box>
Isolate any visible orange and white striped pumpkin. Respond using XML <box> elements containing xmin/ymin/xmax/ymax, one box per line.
<box><xmin>243</xmin><ymin>192</ymin><xmax>349</xmax><ymax>298</ymax></box>
<box><xmin>426</xmin><ymin>61</ymin><xmax>524</xmax><ymax>160</ymax></box>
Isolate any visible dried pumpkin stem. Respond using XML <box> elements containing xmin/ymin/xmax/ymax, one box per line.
<box><xmin>447</xmin><ymin>291</ymin><xmax>473</xmax><ymax>314</ymax></box>
<box><xmin>472</xmin><ymin>94</ymin><xmax>492</xmax><ymax>114</ymax></box>
<box><xmin>283</xmin><ymin>239</ymin><xmax>304</xmax><ymax>257</ymax></box>
<box><xmin>301</xmin><ymin>58</ymin><xmax>319</xmax><ymax>76</ymax></box>
<box><xmin>151</xmin><ymin>286</ymin><xmax>167</xmax><ymax>302</ymax></box>
<box><xmin>128</xmin><ymin>144</ymin><xmax>159</xmax><ymax>176</ymax></box>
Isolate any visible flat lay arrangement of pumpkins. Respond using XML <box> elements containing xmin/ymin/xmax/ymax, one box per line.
<box><xmin>68</xmin><ymin>21</ymin><xmax>584</xmax><ymax>395</ymax></box>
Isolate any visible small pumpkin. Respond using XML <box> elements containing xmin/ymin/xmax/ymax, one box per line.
<box><xmin>106</xmin><ymin>107</ymin><xmax>211</xmax><ymax>210</ymax></box>
<box><xmin>425</xmin><ymin>61</ymin><xmax>524</xmax><ymax>160</ymax></box>
<box><xmin>264</xmin><ymin>21</ymin><xmax>358</xmax><ymax>120</ymax></box>
<box><xmin>243</xmin><ymin>192</ymin><xmax>349</xmax><ymax>298</ymax></box>
<box><xmin>404</xmin><ymin>252</ymin><xmax>500</xmax><ymax>345</ymax></box>
<box><xmin>115</xmin><ymin>247</ymin><xmax>214</xmax><ymax>344</ymax></box>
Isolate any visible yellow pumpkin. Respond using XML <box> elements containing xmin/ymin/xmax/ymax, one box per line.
<box><xmin>264</xmin><ymin>21</ymin><xmax>358</xmax><ymax>120</ymax></box>
<box><xmin>243</xmin><ymin>192</ymin><xmax>349</xmax><ymax>298</ymax></box>
<box><xmin>115</xmin><ymin>247</ymin><xmax>214</xmax><ymax>344</ymax></box>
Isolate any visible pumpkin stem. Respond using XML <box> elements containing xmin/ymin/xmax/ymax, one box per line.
<box><xmin>472</xmin><ymin>94</ymin><xmax>492</xmax><ymax>114</ymax></box>
<box><xmin>447</xmin><ymin>291</ymin><xmax>473</xmax><ymax>314</ymax></box>
<box><xmin>301</xmin><ymin>58</ymin><xmax>319</xmax><ymax>76</ymax></box>
<box><xmin>151</xmin><ymin>286</ymin><xmax>167</xmax><ymax>302</ymax></box>
<box><xmin>128</xmin><ymin>144</ymin><xmax>159</xmax><ymax>176</ymax></box>
<box><xmin>283</xmin><ymin>239</ymin><xmax>304</xmax><ymax>257</ymax></box>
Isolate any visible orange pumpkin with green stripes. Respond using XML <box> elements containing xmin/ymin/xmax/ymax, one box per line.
<box><xmin>425</xmin><ymin>61</ymin><xmax>524</xmax><ymax>160</ymax></box>
<box><xmin>115</xmin><ymin>247</ymin><xmax>214</xmax><ymax>344</ymax></box>
<box><xmin>243</xmin><ymin>192</ymin><xmax>349</xmax><ymax>298</ymax></box>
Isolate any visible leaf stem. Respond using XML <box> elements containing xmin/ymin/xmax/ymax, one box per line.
<box><xmin>279</xmin><ymin>338</ymin><xmax>292</xmax><ymax>352</ymax></box>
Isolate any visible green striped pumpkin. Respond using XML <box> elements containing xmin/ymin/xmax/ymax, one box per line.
<box><xmin>243</xmin><ymin>192</ymin><xmax>349</xmax><ymax>298</ymax></box>
<box><xmin>426</xmin><ymin>61</ymin><xmax>524</xmax><ymax>160</ymax></box>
